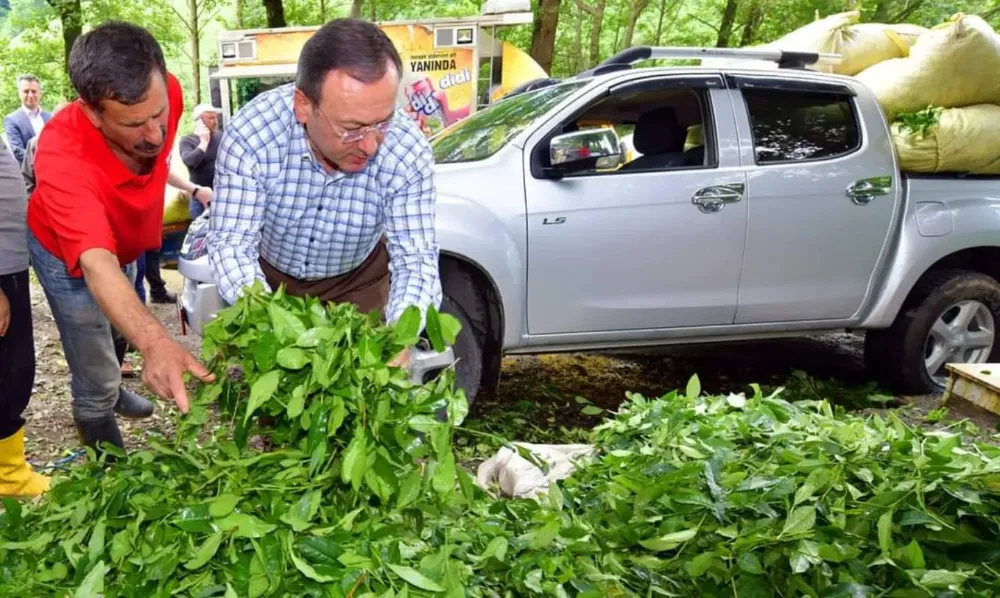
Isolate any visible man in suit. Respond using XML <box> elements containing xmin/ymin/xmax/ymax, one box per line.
<box><xmin>4</xmin><ymin>75</ymin><xmax>51</xmax><ymax>165</ymax></box>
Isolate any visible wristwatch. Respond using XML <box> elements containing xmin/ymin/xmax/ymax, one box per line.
<box><xmin>192</xmin><ymin>187</ymin><xmax>201</xmax><ymax>200</ymax></box>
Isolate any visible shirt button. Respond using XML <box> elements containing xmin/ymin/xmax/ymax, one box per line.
<box><xmin>309</xmin><ymin>237</ymin><xmax>315</xmax><ymax>243</ymax></box>
<box><xmin>316</xmin><ymin>206</ymin><xmax>323</xmax><ymax>211</ymax></box>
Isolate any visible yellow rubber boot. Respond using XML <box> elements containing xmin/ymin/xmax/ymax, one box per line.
<box><xmin>0</xmin><ymin>428</ymin><xmax>50</xmax><ymax>498</ymax></box>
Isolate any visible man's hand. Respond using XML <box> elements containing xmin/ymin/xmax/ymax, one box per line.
<box><xmin>196</xmin><ymin>187</ymin><xmax>214</xmax><ymax>208</ymax></box>
<box><xmin>195</xmin><ymin>121</ymin><xmax>211</xmax><ymax>148</ymax></box>
<box><xmin>140</xmin><ymin>334</ymin><xmax>215</xmax><ymax>413</ymax></box>
<box><xmin>0</xmin><ymin>288</ymin><xmax>9</xmax><ymax>337</ymax></box>
<box><xmin>78</xmin><ymin>247</ymin><xmax>217</xmax><ymax>414</ymax></box>
<box><xmin>388</xmin><ymin>347</ymin><xmax>411</xmax><ymax>370</ymax></box>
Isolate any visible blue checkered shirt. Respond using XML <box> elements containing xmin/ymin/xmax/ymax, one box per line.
<box><xmin>206</xmin><ymin>83</ymin><xmax>442</xmax><ymax>324</ymax></box>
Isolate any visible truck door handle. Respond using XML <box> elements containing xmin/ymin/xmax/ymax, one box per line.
<box><xmin>846</xmin><ymin>176</ymin><xmax>892</xmax><ymax>206</ymax></box>
<box><xmin>692</xmin><ymin>183</ymin><xmax>745</xmax><ymax>213</ymax></box>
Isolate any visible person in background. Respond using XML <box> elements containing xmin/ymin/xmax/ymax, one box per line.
<box><xmin>4</xmin><ymin>74</ymin><xmax>51</xmax><ymax>165</ymax></box>
<box><xmin>179</xmin><ymin>103</ymin><xmax>221</xmax><ymax>219</ymax></box>
<box><xmin>27</xmin><ymin>21</ymin><xmax>214</xmax><ymax>455</ymax></box>
<box><xmin>207</xmin><ymin>18</ymin><xmax>442</xmax><ymax>371</ymax></box>
<box><xmin>0</xmin><ymin>134</ymin><xmax>47</xmax><ymax>498</ymax></box>
<box><xmin>22</xmin><ymin>102</ymin><xmax>69</xmax><ymax>195</ymax></box>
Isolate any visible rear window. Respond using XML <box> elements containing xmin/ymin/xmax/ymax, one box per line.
<box><xmin>742</xmin><ymin>88</ymin><xmax>861</xmax><ymax>164</ymax></box>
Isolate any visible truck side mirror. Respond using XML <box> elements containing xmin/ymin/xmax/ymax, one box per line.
<box><xmin>543</xmin><ymin>128</ymin><xmax>623</xmax><ymax>178</ymax></box>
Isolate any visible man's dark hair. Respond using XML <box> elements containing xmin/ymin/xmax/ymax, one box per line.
<box><xmin>296</xmin><ymin>18</ymin><xmax>403</xmax><ymax>105</ymax></box>
<box><xmin>69</xmin><ymin>21</ymin><xmax>167</xmax><ymax>109</ymax></box>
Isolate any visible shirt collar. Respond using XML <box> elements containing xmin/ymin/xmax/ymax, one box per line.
<box><xmin>292</xmin><ymin>121</ymin><xmax>347</xmax><ymax>182</ymax></box>
<box><xmin>22</xmin><ymin>106</ymin><xmax>40</xmax><ymax>118</ymax></box>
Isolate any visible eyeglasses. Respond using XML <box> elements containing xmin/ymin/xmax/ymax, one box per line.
<box><xmin>316</xmin><ymin>105</ymin><xmax>393</xmax><ymax>144</ymax></box>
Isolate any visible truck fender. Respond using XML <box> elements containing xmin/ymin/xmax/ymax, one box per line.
<box><xmin>436</xmin><ymin>193</ymin><xmax>525</xmax><ymax>347</ymax></box>
<box><xmin>860</xmin><ymin>199</ymin><xmax>1000</xmax><ymax>328</ymax></box>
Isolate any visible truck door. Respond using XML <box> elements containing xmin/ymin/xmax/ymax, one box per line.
<box><xmin>522</xmin><ymin>75</ymin><xmax>749</xmax><ymax>336</ymax></box>
<box><xmin>729</xmin><ymin>75</ymin><xmax>900</xmax><ymax>324</ymax></box>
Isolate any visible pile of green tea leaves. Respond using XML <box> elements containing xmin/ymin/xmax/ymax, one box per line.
<box><xmin>2</xmin><ymin>283</ymin><xmax>1000</xmax><ymax>597</ymax></box>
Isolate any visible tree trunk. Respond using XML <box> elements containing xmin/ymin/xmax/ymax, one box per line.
<box><xmin>576</xmin><ymin>0</ymin><xmax>606</xmax><ymax>66</ymax></box>
<box><xmin>235</xmin><ymin>0</ymin><xmax>243</xmax><ymax>27</ymax></box>
<box><xmin>370</xmin><ymin>0</ymin><xmax>376</xmax><ymax>20</ymax></box>
<box><xmin>572</xmin><ymin>3</ymin><xmax>584</xmax><ymax>72</ymax></box>
<box><xmin>654</xmin><ymin>0</ymin><xmax>667</xmax><ymax>44</ymax></box>
<box><xmin>622</xmin><ymin>0</ymin><xmax>651</xmax><ymax>49</ymax></box>
<box><xmin>47</xmin><ymin>0</ymin><xmax>83</xmax><ymax>75</ymax></box>
<box><xmin>739</xmin><ymin>0</ymin><xmax>762</xmax><ymax>46</ymax></box>
<box><xmin>350</xmin><ymin>0</ymin><xmax>364</xmax><ymax>18</ymax></box>
<box><xmin>529</xmin><ymin>0</ymin><xmax>561</xmax><ymax>73</ymax></box>
<box><xmin>715</xmin><ymin>0</ymin><xmax>740</xmax><ymax>47</ymax></box>
<box><xmin>262</xmin><ymin>0</ymin><xmax>286</xmax><ymax>27</ymax></box>
<box><xmin>319</xmin><ymin>0</ymin><xmax>327</xmax><ymax>21</ymax></box>
<box><xmin>189</xmin><ymin>0</ymin><xmax>201</xmax><ymax>104</ymax></box>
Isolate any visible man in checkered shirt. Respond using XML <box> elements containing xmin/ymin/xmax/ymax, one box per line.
<box><xmin>206</xmin><ymin>18</ymin><xmax>443</xmax><ymax>368</ymax></box>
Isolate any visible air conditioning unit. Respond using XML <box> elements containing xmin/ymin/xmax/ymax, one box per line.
<box><xmin>220</xmin><ymin>39</ymin><xmax>257</xmax><ymax>62</ymax></box>
<box><xmin>434</xmin><ymin>26</ymin><xmax>476</xmax><ymax>48</ymax></box>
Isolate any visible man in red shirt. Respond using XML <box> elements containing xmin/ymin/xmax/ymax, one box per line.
<box><xmin>27</xmin><ymin>21</ymin><xmax>214</xmax><ymax>455</ymax></box>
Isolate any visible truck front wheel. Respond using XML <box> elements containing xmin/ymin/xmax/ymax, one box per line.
<box><xmin>867</xmin><ymin>269</ymin><xmax>1000</xmax><ymax>395</ymax></box>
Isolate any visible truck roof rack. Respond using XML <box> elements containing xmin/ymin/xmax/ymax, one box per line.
<box><xmin>575</xmin><ymin>45</ymin><xmax>843</xmax><ymax>78</ymax></box>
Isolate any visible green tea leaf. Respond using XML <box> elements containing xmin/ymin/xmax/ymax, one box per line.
<box><xmin>277</xmin><ymin>347</ymin><xmax>308</xmax><ymax>370</ymax></box>
<box><xmin>781</xmin><ymin>507</ymin><xmax>816</xmax><ymax>537</ymax></box>
<box><xmin>287</xmin><ymin>385</ymin><xmax>306</xmax><ymax>419</ymax></box>
<box><xmin>74</xmin><ymin>561</ymin><xmax>108</xmax><ymax>598</ymax></box>
<box><xmin>297</xmin><ymin>327</ymin><xmax>332</xmax><ymax>348</ymax></box>
<box><xmin>210</xmin><ymin>494</ymin><xmax>239</xmax><ymax>518</ymax></box>
<box><xmin>269</xmin><ymin>303</ymin><xmax>307</xmax><ymax>342</ymax></box>
<box><xmin>878</xmin><ymin>510</ymin><xmax>894</xmax><ymax>555</ymax></box>
<box><xmin>245</xmin><ymin>370</ymin><xmax>281</xmax><ymax>424</ymax></box>
<box><xmin>639</xmin><ymin>528</ymin><xmax>698</xmax><ymax>552</ymax></box>
<box><xmin>738</xmin><ymin>552</ymin><xmax>762</xmax><ymax>575</ymax></box>
<box><xmin>438</xmin><ymin>312</ymin><xmax>462</xmax><ymax>345</ymax></box>
<box><xmin>425</xmin><ymin>307</ymin><xmax>445</xmax><ymax>352</ymax></box>
<box><xmin>388</xmin><ymin>564</ymin><xmax>446</xmax><ymax>592</ymax></box>
<box><xmin>686</xmin><ymin>374</ymin><xmax>701</xmax><ymax>400</ymax></box>
<box><xmin>184</xmin><ymin>531</ymin><xmax>223</xmax><ymax>570</ymax></box>
<box><xmin>394</xmin><ymin>306</ymin><xmax>422</xmax><ymax>345</ymax></box>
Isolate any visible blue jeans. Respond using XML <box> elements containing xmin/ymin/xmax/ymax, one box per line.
<box><xmin>134</xmin><ymin>252</ymin><xmax>146</xmax><ymax>303</ymax></box>
<box><xmin>189</xmin><ymin>198</ymin><xmax>205</xmax><ymax>220</ymax></box>
<box><xmin>27</xmin><ymin>230</ymin><xmax>137</xmax><ymax>423</ymax></box>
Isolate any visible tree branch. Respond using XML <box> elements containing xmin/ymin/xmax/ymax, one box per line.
<box><xmin>168</xmin><ymin>4</ymin><xmax>196</xmax><ymax>34</ymax></box>
<box><xmin>691</xmin><ymin>15</ymin><xmax>721</xmax><ymax>32</ymax></box>
<box><xmin>575</xmin><ymin>0</ymin><xmax>600</xmax><ymax>18</ymax></box>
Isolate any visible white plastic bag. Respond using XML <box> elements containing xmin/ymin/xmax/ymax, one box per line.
<box><xmin>476</xmin><ymin>443</ymin><xmax>596</xmax><ymax>499</ymax></box>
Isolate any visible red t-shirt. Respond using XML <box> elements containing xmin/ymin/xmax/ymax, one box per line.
<box><xmin>27</xmin><ymin>72</ymin><xmax>184</xmax><ymax>278</ymax></box>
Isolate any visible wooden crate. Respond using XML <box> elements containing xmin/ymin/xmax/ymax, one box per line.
<box><xmin>943</xmin><ymin>363</ymin><xmax>1000</xmax><ymax>415</ymax></box>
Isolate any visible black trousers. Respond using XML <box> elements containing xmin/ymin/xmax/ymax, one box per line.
<box><xmin>0</xmin><ymin>270</ymin><xmax>34</xmax><ymax>440</ymax></box>
<box><xmin>143</xmin><ymin>249</ymin><xmax>168</xmax><ymax>299</ymax></box>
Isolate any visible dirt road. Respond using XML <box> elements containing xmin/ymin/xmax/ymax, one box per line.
<box><xmin>23</xmin><ymin>271</ymin><xmax>998</xmax><ymax>471</ymax></box>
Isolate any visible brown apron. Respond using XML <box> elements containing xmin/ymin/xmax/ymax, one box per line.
<box><xmin>259</xmin><ymin>239</ymin><xmax>390</xmax><ymax>316</ymax></box>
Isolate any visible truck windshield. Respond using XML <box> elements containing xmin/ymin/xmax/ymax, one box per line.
<box><xmin>430</xmin><ymin>81</ymin><xmax>589</xmax><ymax>164</ymax></box>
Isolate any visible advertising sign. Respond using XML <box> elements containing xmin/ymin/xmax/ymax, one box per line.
<box><xmin>382</xmin><ymin>25</ymin><xmax>475</xmax><ymax>136</ymax></box>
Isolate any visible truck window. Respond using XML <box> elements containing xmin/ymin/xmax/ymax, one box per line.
<box><xmin>742</xmin><ymin>88</ymin><xmax>861</xmax><ymax>165</ymax></box>
<box><xmin>430</xmin><ymin>80</ymin><xmax>589</xmax><ymax>164</ymax></box>
<box><xmin>547</xmin><ymin>85</ymin><xmax>716</xmax><ymax>176</ymax></box>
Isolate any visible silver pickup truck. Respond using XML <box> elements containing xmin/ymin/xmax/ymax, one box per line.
<box><xmin>177</xmin><ymin>46</ymin><xmax>1000</xmax><ymax>402</ymax></box>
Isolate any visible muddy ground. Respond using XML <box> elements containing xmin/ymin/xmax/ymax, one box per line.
<box><xmin>22</xmin><ymin>271</ymin><xmax>1000</xmax><ymax>471</ymax></box>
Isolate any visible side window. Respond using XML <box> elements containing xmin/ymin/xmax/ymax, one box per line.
<box><xmin>742</xmin><ymin>88</ymin><xmax>861</xmax><ymax>164</ymax></box>
<box><xmin>550</xmin><ymin>84</ymin><xmax>717</xmax><ymax>176</ymax></box>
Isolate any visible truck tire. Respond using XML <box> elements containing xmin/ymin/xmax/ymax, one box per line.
<box><xmin>870</xmin><ymin>269</ymin><xmax>1000</xmax><ymax>395</ymax></box>
<box><xmin>436</xmin><ymin>294</ymin><xmax>484</xmax><ymax>403</ymax></box>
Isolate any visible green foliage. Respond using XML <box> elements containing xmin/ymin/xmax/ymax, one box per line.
<box><xmin>4</xmin><ymin>284</ymin><xmax>1000</xmax><ymax>596</ymax></box>
<box><xmin>894</xmin><ymin>105</ymin><xmax>944</xmax><ymax>138</ymax></box>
